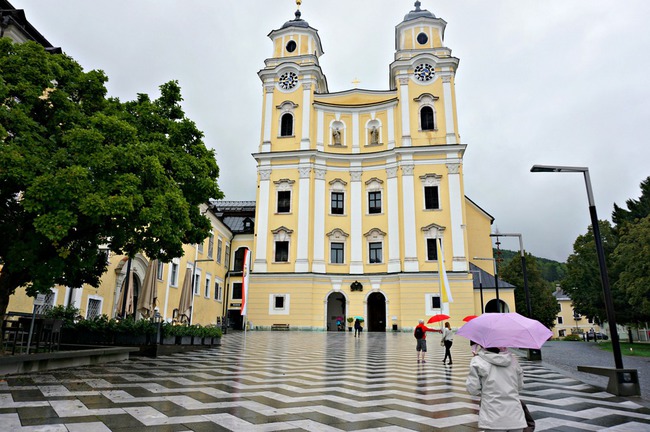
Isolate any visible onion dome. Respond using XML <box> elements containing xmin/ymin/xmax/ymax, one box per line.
<box><xmin>403</xmin><ymin>0</ymin><xmax>436</xmax><ymax>22</ymax></box>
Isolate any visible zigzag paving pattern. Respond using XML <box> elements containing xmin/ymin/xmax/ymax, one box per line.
<box><xmin>1</xmin><ymin>332</ymin><xmax>649</xmax><ymax>431</ymax></box>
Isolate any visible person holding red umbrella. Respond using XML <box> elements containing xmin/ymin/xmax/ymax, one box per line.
<box><xmin>414</xmin><ymin>319</ymin><xmax>442</xmax><ymax>363</ymax></box>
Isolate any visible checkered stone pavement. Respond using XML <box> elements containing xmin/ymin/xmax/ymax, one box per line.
<box><xmin>1</xmin><ymin>331</ymin><xmax>649</xmax><ymax>431</ymax></box>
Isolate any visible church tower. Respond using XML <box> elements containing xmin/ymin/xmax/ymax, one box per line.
<box><xmin>249</xmin><ymin>1</ymin><xmax>504</xmax><ymax>332</ymax></box>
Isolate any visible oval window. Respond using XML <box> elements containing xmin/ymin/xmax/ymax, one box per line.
<box><xmin>286</xmin><ymin>40</ymin><xmax>297</xmax><ymax>53</ymax></box>
<box><xmin>416</xmin><ymin>32</ymin><xmax>428</xmax><ymax>45</ymax></box>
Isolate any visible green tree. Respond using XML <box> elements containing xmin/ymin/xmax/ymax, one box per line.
<box><xmin>499</xmin><ymin>252</ymin><xmax>559</xmax><ymax>328</ymax></box>
<box><xmin>612</xmin><ymin>177</ymin><xmax>650</xmax><ymax>227</ymax></box>
<box><xmin>0</xmin><ymin>39</ymin><xmax>222</xmax><ymax>319</ymax></box>
<box><xmin>612</xmin><ymin>215</ymin><xmax>650</xmax><ymax>317</ymax></box>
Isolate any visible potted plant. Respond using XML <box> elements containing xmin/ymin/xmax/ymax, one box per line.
<box><xmin>159</xmin><ymin>322</ymin><xmax>176</xmax><ymax>345</ymax></box>
<box><xmin>347</xmin><ymin>317</ymin><xmax>354</xmax><ymax>332</ymax></box>
<box><xmin>113</xmin><ymin>317</ymin><xmax>157</xmax><ymax>346</ymax></box>
<box><xmin>203</xmin><ymin>325</ymin><xmax>223</xmax><ymax>345</ymax></box>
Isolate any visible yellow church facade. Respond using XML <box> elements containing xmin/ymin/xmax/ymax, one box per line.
<box><xmin>243</xmin><ymin>2</ymin><xmax>513</xmax><ymax>332</ymax></box>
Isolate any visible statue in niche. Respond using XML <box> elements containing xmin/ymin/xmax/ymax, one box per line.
<box><xmin>332</xmin><ymin>128</ymin><xmax>341</xmax><ymax>145</ymax></box>
<box><xmin>370</xmin><ymin>126</ymin><xmax>379</xmax><ymax>144</ymax></box>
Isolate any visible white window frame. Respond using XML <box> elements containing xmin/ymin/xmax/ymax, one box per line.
<box><xmin>269</xmin><ymin>294</ymin><xmax>290</xmax><ymax>315</ymax></box>
<box><xmin>170</xmin><ymin>259</ymin><xmax>180</xmax><ymax>287</ymax></box>
<box><xmin>414</xmin><ymin>93</ymin><xmax>439</xmax><ymax>131</ymax></box>
<box><xmin>327</xmin><ymin>228</ymin><xmax>348</xmax><ymax>264</ymax></box>
<box><xmin>156</xmin><ymin>261</ymin><xmax>164</xmax><ymax>281</ymax></box>
<box><xmin>364</xmin><ymin>228</ymin><xmax>386</xmax><ymax>264</ymax></box>
<box><xmin>193</xmin><ymin>268</ymin><xmax>201</xmax><ymax>296</ymax></box>
<box><xmin>420</xmin><ymin>173</ymin><xmax>442</xmax><ymax>211</ymax></box>
<box><xmin>204</xmin><ymin>273</ymin><xmax>211</xmax><ymax>298</ymax></box>
<box><xmin>215</xmin><ymin>279</ymin><xmax>223</xmax><ymax>302</ymax></box>
<box><xmin>272</xmin><ymin>226</ymin><xmax>293</xmax><ymax>263</ymax></box>
<box><xmin>365</xmin><ymin>178</ymin><xmax>384</xmax><ymax>215</ymax></box>
<box><xmin>274</xmin><ymin>178</ymin><xmax>295</xmax><ymax>214</ymax></box>
<box><xmin>216</xmin><ymin>238</ymin><xmax>223</xmax><ymax>264</ymax></box>
<box><xmin>421</xmin><ymin>224</ymin><xmax>445</xmax><ymax>262</ymax></box>
<box><xmin>277</xmin><ymin>101</ymin><xmax>298</xmax><ymax>137</ymax></box>
<box><xmin>207</xmin><ymin>232</ymin><xmax>214</xmax><ymax>259</ymax></box>
<box><xmin>329</xmin><ymin>178</ymin><xmax>347</xmax><ymax>216</ymax></box>
<box><xmin>86</xmin><ymin>295</ymin><xmax>104</xmax><ymax>319</ymax></box>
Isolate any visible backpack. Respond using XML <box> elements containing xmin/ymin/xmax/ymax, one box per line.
<box><xmin>414</xmin><ymin>326</ymin><xmax>424</xmax><ymax>340</ymax></box>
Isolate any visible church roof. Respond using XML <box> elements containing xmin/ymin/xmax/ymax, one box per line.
<box><xmin>281</xmin><ymin>9</ymin><xmax>310</xmax><ymax>29</ymax></box>
<box><xmin>469</xmin><ymin>263</ymin><xmax>515</xmax><ymax>289</ymax></box>
<box><xmin>403</xmin><ymin>1</ymin><xmax>436</xmax><ymax>22</ymax></box>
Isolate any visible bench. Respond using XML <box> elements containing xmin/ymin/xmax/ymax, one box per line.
<box><xmin>577</xmin><ymin>365</ymin><xmax>640</xmax><ymax>396</ymax></box>
<box><xmin>271</xmin><ymin>324</ymin><xmax>290</xmax><ymax>331</ymax></box>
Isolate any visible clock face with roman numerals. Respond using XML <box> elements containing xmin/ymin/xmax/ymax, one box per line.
<box><xmin>279</xmin><ymin>71</ymin><xmax>298</xmax><ymax>90</ymax></box>
<box><xmin>414</xmin><ymin>63</ymin><xmax>434</xmax><ymax>82</ymax></box>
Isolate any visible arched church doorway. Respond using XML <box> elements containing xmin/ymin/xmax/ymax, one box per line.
<box><xmin>367</xmin><ymin>292</ymin><xmax>387</xmax><ymax>332</ymax></box>
<box><xmin>485</xmin><ymin>299</ymin><xmax>509</xmax><ymax>313</ymax></box>
<box><xmin>326</xmin><ymin>292</ymin><xmax>346</xmax><ymax>331</ymax></box>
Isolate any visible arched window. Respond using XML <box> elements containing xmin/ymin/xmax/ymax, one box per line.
<box><xmin>420</xmin><ymin>106</ymin><xmax>435</xmax><ymax>131</ymax></box>
<box><xmin>280</xmin><ymin>113</ymin><xmax>293</xmax><ymax>137</ymax></box>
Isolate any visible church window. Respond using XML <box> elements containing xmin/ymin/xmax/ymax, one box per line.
<box><xmin>364</xmin><ymin>228</ymin><xmax>386</xmax><ymax>265</ymax></box>
<box><xmin>417</xmin><ymin>32</ymin><xmax>429</xmax><ymax>45</ymax></box>
<box><xmin>426</xmin><ymin>238</ymin><xmax>439</xmax><ymax>261</ymax></box>
<box><xmin>277</xmin><ymin>191</ymin><xmax>291</xmax><ymax>213</ymax></box>
<box><xmin>431</xmin><ymin>295</ymin><xmax>441</xmax><ymax>309</ymax></box>
<box><xmin>420</xmin><ymin>173</ymin><xmax>442</xmax><ymax>210</ymax></box>
<box><xmin>331</xmin><ymin>192</ymin><xmax>344</xmax><ymax>214</ymax></box>
<box><xmin>275</xmin><ymin>241</ymin><xmax>289</xmax><ymax>262</ymax></box>
<box><xmin>420</xmin><ymin>106</ymin><xmax>435</xmax><ymax>130</ymax></box>
<box><xmin>272</xmin><ymin>227</ymin><xmax>293</xmax><ymax>263</ymax></box>
<box><xmin>369</xmin><ymin>242</ymin><xmax>383</xmax><ymax>264</ymax></box>
<box><xmin>331</xmin><ymin>242</ymin><xmax>344</xmax><ymax>264</ymax></box>
<box><xmin>424</xmin><ymin>185</ymin><xmax>440</xmax><ymax>209</ymax></box>
<box><xmin>368</xmin><ymin>191</ymin><xmax>382</xmax><ymax>214</ymax></box>
<box><xmin>286</xmin><ymin>40</ymin><xmax>297</xmax><ymax>53</ymax></box>
<box><xmin>280</xmin><ymin>113</ymin><xmax>293</xmax><ymax>136</ymax></box>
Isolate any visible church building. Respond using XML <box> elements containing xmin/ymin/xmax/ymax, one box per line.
<box><xmin>239</xmin><ymin>1</ymin><xmax>512</xmax><ymax>332</ymax></box>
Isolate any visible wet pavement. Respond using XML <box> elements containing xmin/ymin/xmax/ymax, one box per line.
<box><xmin>0</xmin><ymin>331</ymin><xmax>649</xmax><ymax>431</ymax></box>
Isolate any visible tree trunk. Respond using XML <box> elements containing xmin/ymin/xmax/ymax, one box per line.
<box><xmin>0</xmin><ymin>270</ymin><xmax>20</xmax><ymax>322</ymax></box>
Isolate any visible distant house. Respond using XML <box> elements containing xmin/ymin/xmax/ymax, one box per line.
<box><xmin>552</xmin><ymin>286</ymin><xmax>600</xmax><ymax>338</ymax></box>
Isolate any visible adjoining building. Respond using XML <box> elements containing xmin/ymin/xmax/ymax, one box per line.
<box><xmin>3</xmin><ymin>1</ymin><xmax>517</xmax><ymax>330</ymax></box>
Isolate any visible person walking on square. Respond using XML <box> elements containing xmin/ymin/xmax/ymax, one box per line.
<box><xmin>414</xmin><ymin>319</ymin><xmax>441</xmax><ymax>363</ymax></box>
<box><xmin>466</xmin><ymin>345</ymin><xmax>527</xmax><ymax>432</ymax></box>
<box><xmin>442</xmin><ymin>321</ymin><xmax>454</xmax><ymax>365</ymax></box>
<box><xmin>354</xmin><ymin>318</ymin><xmax>362</xmax><ymax>337</ymax></box>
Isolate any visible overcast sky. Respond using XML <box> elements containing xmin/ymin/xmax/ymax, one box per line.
<box><xmin>12</xmin><ymin>0</ymin><xmax>650</xmax><ymax>263</ymax></box>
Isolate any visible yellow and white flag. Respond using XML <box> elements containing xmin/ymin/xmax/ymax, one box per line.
<box><xmin>240</xmin><ymin>248</ymin><xmax>251</xmax><ymax>317</ymax></box>
<box><xmin>437</xmin><ymin>239</ymin><xmax>453</xmax><ymax>303</ymax></box>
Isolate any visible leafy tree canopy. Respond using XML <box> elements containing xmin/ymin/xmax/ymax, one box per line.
<box><xmin>499</xmin><ymin>252</ymin><xmax>560</xmax><ymax>328</ymax></box>
<box><xmin>0</xmin><ymin>39</ymin><xmax>223</xmax><ymax>318</ymax></box>
<box><xmin>613</xmin><ymin>215</ymin><xmax>650</xmax><ymax>317</ymax></box>
<box><xmin>494</xmin><ymin>248</ymin><xmax>566</xmax><ymax>283</ymax></box>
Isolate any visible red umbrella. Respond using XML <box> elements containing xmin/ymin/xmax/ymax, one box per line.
<box><xmin>463</xmin><ymin>315</ymin><xmax>479</xmax><ymax>322</ymax></box>
<box><xmin>427</xmin><ymin>314</ymin><xmax>450</xmax><ymax>324</ymax></box>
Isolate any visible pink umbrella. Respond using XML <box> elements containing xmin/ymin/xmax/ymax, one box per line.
<box><xmin>427</xmin><ymin>314</ymin><xmax>450</xmax><ymax>324</ymax></box>
<box><xmin>456</xmin><ymin>312</ymin><xmax>553</xmax><ymax>349</ymax></box>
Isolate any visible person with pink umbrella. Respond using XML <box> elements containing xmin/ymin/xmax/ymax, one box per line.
<box><xmin>466</xmin><ymin>344</ymin><xmax>528</xmax><ymax>432</ymax></box>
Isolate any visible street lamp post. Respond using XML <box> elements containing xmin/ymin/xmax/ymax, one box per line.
<box><xmin>474</xmin><ymin>257</ymin><xmax>500</xmax><ymax>312</ymax></box>
<box><xmin>530</xmin><ymin>164</ymin><xmax>624</xmax><ymax>370</ymax></box>
<box><xmin>491</xmin><ymin>233</ymin><xmax>532</xmax><ymax>317</ymax></box>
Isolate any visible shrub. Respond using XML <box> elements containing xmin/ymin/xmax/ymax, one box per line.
<box><xmin>563</xmin><ymin>334</ymin><xmax>583</xmax><ymax>341</ymax></box>
<box><xmin>44</xmin><ymin>305</ymin><xmax>81</xmax><ymax>329</ymax></box>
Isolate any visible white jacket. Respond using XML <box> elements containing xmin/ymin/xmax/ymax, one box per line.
<box><xmin>466</xmin><ymin>349</ymin><xmax>527</xmax><ymax>430</ymax></box>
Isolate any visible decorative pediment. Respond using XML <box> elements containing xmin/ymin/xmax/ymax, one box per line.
<box><xmin>413</xmin><ymin>93</ymin><xmax>439</xmax><ymax>103</ymax></box>
<box><xmin>326</xmin><ymin>228</ymin><xmax>349</xmax><ymax>239</ymax></box>
<box><xmin>271</xmin><ymin>226</ymin><xmax>294</xmax><ymax>235</ymax></box>
<box><xmin>364</xmin><ymin>228</ymin><xmax>386</xmax><ymax>239</ymax></box>
<box><xmin>419</xmin><ymin>173</ymin><xmax>442</xmax><ymax>186</ymax></box>
<box><xmin>365</xmin><ymin>177</ymin><xmax>384</xmax><ymax>186</ymax></box>
<box><xmin>329</xmin><ymin>178</ymin><xmax>348</xmax><ymax>187</ymax></box>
